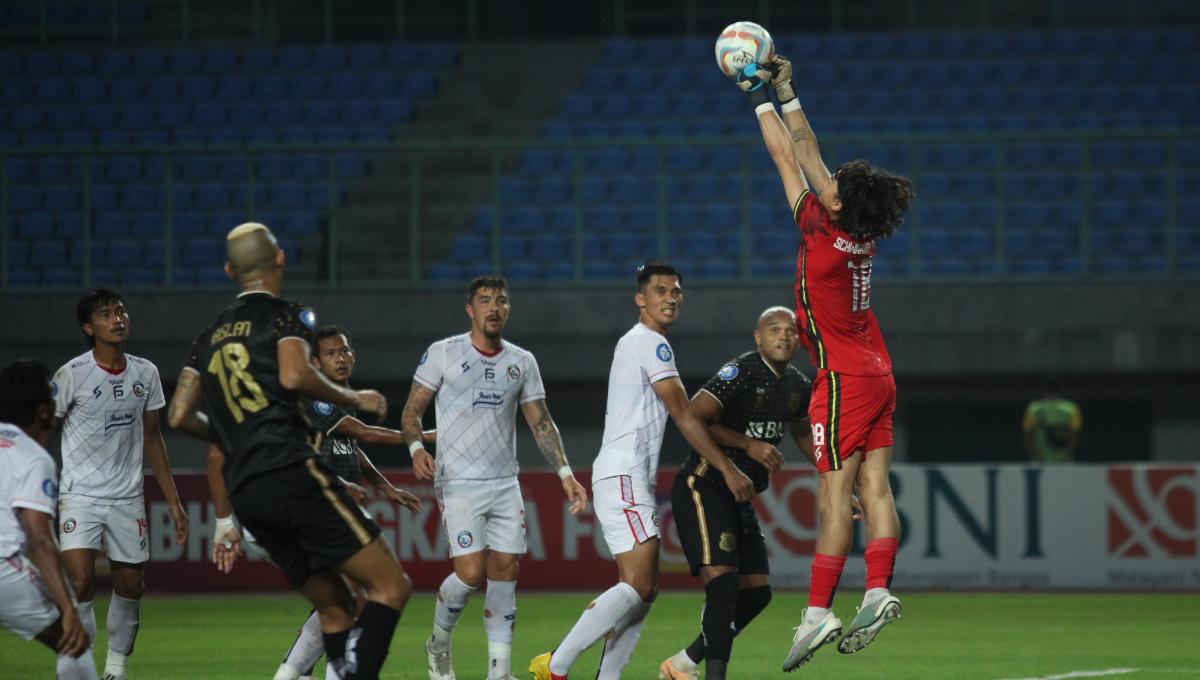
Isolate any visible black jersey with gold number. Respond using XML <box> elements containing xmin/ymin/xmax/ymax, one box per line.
<box><xmin>302</xmin><ymin>397</ymin><xmax>362</xmax><ymax>483</ymax></box>
<box><xmin>681</xmin><ymin>351</ymin><xmax>811</xmax><ymax>494</ymax></box>
<box><xmin>185</xmin><ymin>291</ymin><xmax>319</xmax><ymax>494</ymax></box>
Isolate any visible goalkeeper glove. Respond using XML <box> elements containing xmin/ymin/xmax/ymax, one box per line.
<box><xmin>736</xmin><ymin>63</ymin><xmax>772</xmax><ymax>108</ymax></box>
<box><xmin>769</xmin><ymin>55</ymin><xmax>797</xmax><ymax>105</ymax></box>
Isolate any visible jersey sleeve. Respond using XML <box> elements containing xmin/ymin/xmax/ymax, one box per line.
<box><xmin>11</xmin><ymin>454</ymin><xmax>57</xmax><ymax>516</ymax></box>
<box><xmin>413</xmin><ymin>342</ymin><xmax>443</xmax><ymax>392</ymax></box>
<box><xmin>275</xmin><ymin>302</ymin><xmax>318</xmax><ymax>348</ymax></box>
<box><xmin>698</xmin><ymin>359</ymin><xmax>751</xmax><ymax>409</ymax></box>
<box><xmin>304</xmin><ymin>398</ymin><xmax>352</xmax><ymax>435</ymax></box>
<box><xmin>183</xmin><ymin>332</ymin><xmax>205</xmax><ymax>375</ymax></box>
<box><xmin>145</xmin><ymin>362</ymin><xmax>166</xmax><ymax>411</ymax></box>
<box><xmin>638</xmin><ymin>333</ymin><xmax>679</xmax><ymax>385</ymax></box>
<box><xmin>793</xmin><ymin>189</ymin><xmax>831</xmax><ymax>236</ymax></box>
<box><xmin>50</xmin><ymin>364</ymin><xmax>73</xmax><ymax>419</ymax></box>
<box><xmin>519</xmin><ymin>355</ymin><xmax>547</xmax><ymax>404</ymax></box>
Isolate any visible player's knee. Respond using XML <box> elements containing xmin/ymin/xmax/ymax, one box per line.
<box><xmin>629</xmin><ymin>579</ymin><xmax>658</xmax><ymax>602</ymax></box>
<box><xmin>377</xmin><ymin>571</ymin><xmax>412</xmax><ymax>610</ymax></box>
<box><xmin>454</xmin><ymin>562</ymin><xmax>485</xmax><ymax>588</ymax></box>
<box><xmin>69</xmin><ymin>575</ymin><xmax>95</xmax><ymax>602</ymax></box>
<box><xmin>115</xmin><ymin>580</ymin><xmax>144</xmax><ymax>600</ymax></box>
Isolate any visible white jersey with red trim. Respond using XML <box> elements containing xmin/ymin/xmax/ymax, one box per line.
<box><xmin>592</xmin><ymin>323</ymin><xmax>680</xmax><ymax>481</ymax></box>
<box><xmin>52</xmin><ymin>351</ymin><xmax>165</xmax><ymax>504</ymax></box>
<box><xmin>0</xmin><ymin>423</ymin><xmax>58</xmax><ymax>557</ymax></box>
<box><xmin>413</xmin><ymin>333</ymin><xmax>545</xmax><ymax>483</ymax></box>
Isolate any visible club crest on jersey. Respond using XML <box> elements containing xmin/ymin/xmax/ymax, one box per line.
<box><xmin>132</xmin><ymin>381</ymin><xmax>146</xmax><ymax>398</ymax></box>
<box><xmin>457</xmin><ymin>530</ymin><xmax>473</xmax><ymax>548</ymax></box>
<box><xmin>42</xmin><ymin>478</ymin><xmax>57</xmax><ymax>498</ymax></box>
<box><xmin>62</xmin><ymin>518</ymin><xmax>76</xmax><ymax>533</ymax></box>
<box><xmin>313</xmin><ymin>401</ymin><xmax>335</xmax><ymax>416</ymax></box>
<box><xmin>299</xmin><ymin>308</ymin><xmax>317</xmax><ymax>331</ymax></box>
<box><xmin>507</xmin><ymin>364</ymin><xmax>522</xmax><ymax>381</ymax></box>
<box><xmin>656</xmin><ymin>343</ymin><xmax>673</xmax><ymax>362</ymax></box>
<box><xmin>718</xmin><ymin>364</ymin><xmax>739</xmax><ymax>381</ymax></box>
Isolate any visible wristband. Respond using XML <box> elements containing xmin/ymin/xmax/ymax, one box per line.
<box><xmin>215</xmin><ymin>515</ymin><xmax>236</xmax><ymax>548</ymax></box>
<box><xmin>754</xmin><ymin>102</ymin><xmax>775</xmax><ymax>116</ymax></box>
<box><xmin>775</xmin><ymin>79</ymin><xmax>797</xmax><ymax>105</ymax></box>
<box><xmin>781</xmin><ymin>99</ymin><xmax>802</xmax><ymax>113</ymax></box>
<box><xmin>556</xmin><ymin>466</ymin><xmax>573</xmax><ymax>481</ymax></box>
<box><xmin>747</xmin><ymin>82</ymin><xmax>771</xmax><ymax>108</ymax></box>
<box><xmin>408</xmin><ymin>440</ymin><xmax>426</xmax><ymax>456</ymax></box>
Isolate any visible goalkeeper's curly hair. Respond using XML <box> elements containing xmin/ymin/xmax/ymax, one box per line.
<box><xmin>833</xmin><ymin>160</ymin><xmax>915</xmax><ymax>241</ymax></box>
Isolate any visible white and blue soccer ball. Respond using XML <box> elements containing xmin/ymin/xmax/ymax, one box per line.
<box><xmin>714</xmin><ymin>21</ymin><xmax>775</xmax><ymax>80</ymax></box>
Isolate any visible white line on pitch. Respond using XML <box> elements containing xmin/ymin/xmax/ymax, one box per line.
<box><xmin>996</xmin><ymin>669</ymin><xmax>1139</xmax><ymax>680</ymax></box>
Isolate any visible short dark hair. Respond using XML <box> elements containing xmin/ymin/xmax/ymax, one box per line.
<box><xmin>468</xmin><ymin>275</ymin><xmax>508</xmax><ymax>303</ymax></box>
<box><xmin>312</xmin><ymin>325</ymin><xmax>352</xmax><ymax>357</ymax></box>
<box><xmin>75</xmin><ymin>286</ymin><xmax>126</xmax><ymax>347</ymax></box>
<box><xmin>636</xmin><ymin>261</ymin><xmax>682</xmax><ymax>291</ymax></box>
<box><xmin>0</xmin><ymin>360</ymin><xmax>52</xmax><ymax>428</ymax></box>
<box><xmin>834</xmin><ymin>159</ymin><xmax>915</xmax><ymax>241</ymax></box>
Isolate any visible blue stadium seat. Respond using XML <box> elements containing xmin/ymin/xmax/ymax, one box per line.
<box><xmin>94</xmin><ymin>214</ymin><xmax>129</xmax><ymax>238</ymax></box>
<box><xmin>174</xmin><ymin>213</ymin><xmax>208</xmax><ymax>238</ymax></box>
<box><xmin>29</xmin><ymin>241</ymin><xmax>67</xmax><ymax>267</ymax></box>
<box><xmin>130</xmin><ymin>215</ymin><xmax>162</xmax><ymax>238</ymax></box>
<box><xmin>499</xmin><ymin>236</ymin><xmax>526</xmax><ymax>260</ymax></box>
<box><xmin>450</xmin><ymin>234</ymin><xmax>488</xmax><ymax>261</ymax></box>
<box><xmin>544</xmin><ymin>262</ymin><xmax>575</xmax><ymax>280</ymax></box>
<box><xmin>533</xmin><ymin>178</ymin><xmax>570</xmax><ymax>204</ymax></box>
<box><xmin>583</xmin><ymin>261</ymin><xmax>620</xmax><ymax>280</ymax></box>
<box><xmin>548</xmin><ymin>207</ymin><xmax>575</xmax><ymax>231</ymax></box>
<box><xmin>499</xmin><ymin>178</ymin><xmax>533</xmax><ymax>205</ymax></box>
<box><xmin>585</xmin><ymin>207</ymin><xmax>622</xmax><ymax>230</ymax></box>
<box><xmin>427</xmin><ymin>263</ymin><xmax>463</xmax><ymax>282</ymax></box>
<box><xmin>504</xmin><ymin>262</ymin><xmax>542</xmax><ymax>282</ymax></box>
<box><xmin>529</xmin><ymin>234</ymin><xmax>569</xmax><ymax>260</ymax></box>
<box><xmin>281</xmin><ymin>213</ymin><xmax>320</xmax><ymax>238</ymax></box>
<box><xmin>14</xmin><ymin>215</ymin><xmax>55</xmax><ymax>239</ymax></box>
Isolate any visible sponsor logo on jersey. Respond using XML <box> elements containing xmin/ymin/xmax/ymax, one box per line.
<box><xmin>104</xmin><ymin>409</ymin><xmax>137</xmax><ymax>433</ymax></box>
<box><xmin>313</xmin><ymin>401</ymin><xmax>335</xmax><ymax>416</ymax></box>
<box><xmin>656</xmin><ymin>343</ymin><xmax>673</xmax><ymax>362</ymax></box>
<box><xmin>62</xmin><ymin>518</ymin><xmax>77</xmax><ymax>533</ymax></box>
<box><xmin>472</xmin><ymin>389</ymin><xmax>505</xmax><ymax>408</ymax></box>
<box><xmin>93</xmin><ymin>385</ymin><xmax>103</xmax><ymax>400</ymax></box>
<box><xmin>650</xmin><ymin>510</ymin><xmax>661</xmax><ymax>527</ymax></box>
<box><xmin>718</xmin><ymin>364</ymin><xmax>739</xmax><ymax>381</ymax></box>
<box><xmin>507</xmin><ymin>364</ymin><xmax>522</xmax><ymax>381</ymax></box>
<box><xmin>833</xmin><ymin>236</ymin><xmax>875</xmax><ymax>255</ymax></box>
<box><xmin>746</xmin><ymin>421</ymin><xmax>785</xmax><ymax>439</ymax></box>
<box><xmin>719</xmin><ymin>531</ymin><xmax>736</xmax><ymax>553</ymax></box>
<box><xmin>457</xmin><ymin>530</ymin><xmax>473</xmax><ymax>548</ymax></box>
<box><xmin>42</xmin><ymin>479</ymin><xmax>57</xmax><ymax>499</ymax></box>
<box><xmin>132</xmin><ymin>381</ymin><xmax>146</xmax><ymax>398</ymax></box>
<box><xmin>299</xmin><ymin>308</ymin><xmax>317</xmax><ymax>331</ymax></box>
<box><xmin>1107</xmin><ymin>467</ymin><xmax>1196</xmax><ymax>558</ymax></box>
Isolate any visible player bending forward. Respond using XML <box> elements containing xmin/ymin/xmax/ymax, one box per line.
<box><xmin>272</xmin><ymin>324</ymin><xmax>426</xmax><ymax>680</ymax></box>
<box><xmin>0</xmin><ymin>360</ymin><xmax>97</xmax><ymax>679</ymax></box>
<box><xmin>401</xmin><ymin>275</ymin><xmax>587</xmax><ymax>680</ymax></box>
<box><xmin>660</xmin><ymin>306</ymin><xmax>813</xmax><ymax>680</ymax></box>
<box><xmin>168</xmin><ymin>223</ymin><xmax>411</xmax><ymax>680</ymax></box>
<box><xmin>52</xmin><ymin>286</ymin><xmax>189</xmax><ymax>680</ymax></box>
<box><xmin>531</xmin><ymin>262</ymin><xmax>754</xmax><ymax>680</ymax></box>
<box><xmin>739</xmin><ymin>56</ymin><xmax>914</xmax><ymax>669</ymax></box>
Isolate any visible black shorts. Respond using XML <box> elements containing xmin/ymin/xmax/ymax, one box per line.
<box><xmin>670</xmin><ymin>471</ymin><xmax>769</xmax><ymax>577</ymax></box>
<box><xmin>231</xmin><ymin>458</ymin><xmax>380</xmax><ymax>590</ymax></box>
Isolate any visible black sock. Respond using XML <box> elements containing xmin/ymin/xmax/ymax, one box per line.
<box><xmin>345</xmin><ymin>601</ymin><xmax>401</xmax><ymax>679</ymax></box>
<box><xmin>701</xmin><ymin>573</ymin><xmax>739</xmax><ymax>664</ymax></box>
<box><xmin>323</xmin><ymin>629</ymin><xmax>349</xmax><ymax>676</ymax></box>
<box><xmin>686</xmin><ymin>584</ymin><xmax>772</xmax><ymax>664</ymax></box>
<box><xmin>707</xmin><ymin>659</ymin><xmax>728</xmax><ymax>680</ymax></box>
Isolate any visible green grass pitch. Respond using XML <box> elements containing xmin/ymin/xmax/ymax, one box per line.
<box><xmin>3</xmin><ymin>591</ymin><xmax>1198</xmax><ymax>678</ymax></box>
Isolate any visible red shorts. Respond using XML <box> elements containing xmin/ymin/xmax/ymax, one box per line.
<box><xmin>808</xmin><ymin>370</ymin><xmax>896</xmax><ymax>473</ymax></box>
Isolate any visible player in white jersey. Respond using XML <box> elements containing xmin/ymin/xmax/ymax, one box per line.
<box><xmin>50</xmin><ymin>287</ymin><xmax>189</xmax><ymax>680</ymax></box>
<box><xmin>531</xmin><ymin>263</ymin><xmax>754</xmax><ymax>680</ymax></box>
<box><xmin>402</xmin><ymin>275</ymin><xmax>588</xmax><ymax>680</ymax></box>
<box><xmin>0</xmin><ymin>359</ymin><xmax>98</xmax><ymax>679</ymax></box>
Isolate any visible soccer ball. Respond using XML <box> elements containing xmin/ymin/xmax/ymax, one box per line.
<box><xmin>714</xmin><ymin>21</ymin><xmax>774</xmax><ymax>81</ymax></box>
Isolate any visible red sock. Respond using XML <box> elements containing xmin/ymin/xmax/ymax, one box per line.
<box><xmin>864</xmin><ymin>537</ymin><xmax>899</xmax><ymax>590</ymax></box>
<box><xmin>808</xmin><ymin>553</ymin><xmax>847</xmax><ymax>608</ymax></box>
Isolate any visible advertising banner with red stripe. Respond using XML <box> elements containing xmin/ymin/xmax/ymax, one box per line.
<box><xmin>141</xmin><ymin>465</ymin><xmax>1200</xmax><ymax>592</ymax></box>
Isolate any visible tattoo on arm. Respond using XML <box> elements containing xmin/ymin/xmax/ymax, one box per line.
<box><xmin>168</xmin><ymin>370</ymin><xmax>213</xmax><ymax>441</ymax></box>
<box><xmin>401</xmin><ymin>382</ymin><xmax>435</xmax><ymax>447</ymax></box>
<box><xmin>527</xmin><ymin>400</ymin><xmax>569</xmax><ymax>469</ymax></box>
<box><xmin>790</xmin><ymin>127</ymin><xmax>813</xmax><ymax>142</ymax></box>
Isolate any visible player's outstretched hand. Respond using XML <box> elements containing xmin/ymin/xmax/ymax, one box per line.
<box><xmin>212</xmin><ymin>525</ymin><xmax>243</xmax><ymax>574</ymax></box>
<box><xmin>355</xmin><ymin>389</ymin><xmax>388</xmax><ymax>420</ymax></box>
<box><xmin>722</xmin><ymin>467</ymin><xmax>756</xmax><ymax>503</ymax></box>
<box><xmin>850</xmin><ymin>493</ymin><xmax>864</xmax><ymax>521</ymax></box>
<box><xmin>735</xmin><ymin>66</ymin><xmax>772</xmax><ymax>94</ymax></box>
<box><xmin>385</xmin><ymin>486</ymin><xmax>423</xmax><ymax>513</ymax></box>
<box><xmin>168</xmin><ymin>498</ymin><xmax>189</xmax><ymax>546</ymax></box>
<box><xmin>769</xmin><ymin>54</ymin><xmax>793</xmax><ymax>86</ymax></box>
<box><xmin>745</xmin><ymin>440</ymin><xmax>785</xmax><ymax>472</ymax></box>
<box><xmin>562</xmin><ymin>476</ymin><xmax>588</xmax><ymax>516</ymax></box>
<box><xmin>412</xmin><ymin>448</ymin><xmax>436</xmax><ymax>481</ymax></box>
<box><xmin>57</xmin><ymin>607</ymin><xmax>89</xmax><ymax>657</ymax></box>
<box><xmin>342</xmin><ymin>480</ymin><xmax>368</xmax><ymax>503</ymax></box>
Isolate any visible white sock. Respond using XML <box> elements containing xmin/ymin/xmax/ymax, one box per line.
<box><xmin>865</xmin><ymin>587</ymin><xmax>890</xmax><ymax>602</ymax></box>
<box><xmin>56</xmin><ymin>646</ymin><xmax>99</xmax><ymax>679</ymax></box>
<box><xmin>324</xmin><ymin>661</ymin><xmax>342</xmax><ymax>680</ymax></box>
<box><xmin>484</xmin><ymin>580</ymin><xmax>516</xmax><ymax>678</ymax></box>
<box><xmin>77</xmin><ymin>600</ymin><xmax>97</xmax><ymax>646</ymax></box>
<box><xmin>432</xmin><ymin>572</ymin><xmax>476</xmax><ymax>647</ymax></box>
<box><xmin>595</xmin><ymin>599</ymin><xmax>652</xmax><ymax>680</ymax></box>
<box><xmin>804</xmin><ymin>606</ymin><xmax>830</xmax><ymax>626</ymax></box>
<box><xmin>671</xmin><ymin>649</ymin><xmax>698</xmax><ymax>672</ymax></box>
<box><xmin>276</xmin><ymin>610</ymin><xmax>324</xmax><ymax>679</ymax></box>
<box><xmin>105</xmin><ymin>593</ymin><xmax>140</xmax><ymax>678</ymax></box>
<box><xmin>548</xmin><ymin>582</ymin><xmax>641</xmax><ymax>676</ymax></box>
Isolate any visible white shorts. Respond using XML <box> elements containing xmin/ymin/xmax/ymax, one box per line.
<box><xmin>436</xmin><ymin>478</ymin><xmax>526</xmax><ymax>558</ymax></box>
<box><xmin>593</xmin><ymin>472</ymin><xmax>660</xmax><ymax>555</ymax></box>
<box><xmin>58</xmin><ymin>496</ymin><xmax>149</xmax><ymax>564</ymax></box>
<box><xmin>0</xmin><ymin>554</ymin><xmax>61</xmax><ymax>640</ymax></box>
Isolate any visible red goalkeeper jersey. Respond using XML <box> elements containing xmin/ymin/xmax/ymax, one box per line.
<box><xmin>792</xmin><ymin>190</ymin><xmax>892</xmax><ymax>376</ymax></box>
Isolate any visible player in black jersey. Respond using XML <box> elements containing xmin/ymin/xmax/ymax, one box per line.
<box><xmin>274</xmin><ymin>324</ymin><xmax>430</xmax><ymax>680</ymax></box>
<box><xmin>660</xmin><ymin>306</ymin><xmax>814</xmax><ymax>680</ymax></box>
<box><xmin>167</xmin><ymin>223</ymin><xmax>410</xmax><ymax>680</ymax></box>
